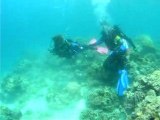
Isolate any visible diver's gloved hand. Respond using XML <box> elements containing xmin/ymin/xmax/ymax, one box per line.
<box><xmin>89</xmin><ymin>38</ymin><xmax>97</xmax><ymax>45</ymax></box>
<box><xmin>116</xmin><ymin>69</ymin><xmax>129</xmax><ymax>96</ymax></box>
<box><xmin>96</xmin><ymin>46</ymin><xmax>108</xmax><ymax>54</ymax></box>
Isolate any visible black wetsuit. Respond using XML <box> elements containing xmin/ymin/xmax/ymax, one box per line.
<box><xmin>95</xmin><ymin>26</ymin><xmax>135</xmax><ymax>72</ymax></box>
<box><xmin>98</xmin><ymin>26</ymin><xmax>135</xmax><ymax>50</ymax></box>
<box><xmin>53</xmin><ymin>39</ymin><xmax>84</xmax><ymax>58</ymax></box>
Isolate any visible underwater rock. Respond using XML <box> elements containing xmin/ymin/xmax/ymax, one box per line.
<box><xmin>128</xmin><ymin>37</ymin><xmax>160</xmax><ymax>77</ymax></box>
<box><xmin>0</xmin><ymin>73</ymin><xmax>27</xmax><ymax>101</ymax></box>
<box><xmin>86</xmin><ymin>87</ymin><xmax>119</xmax><ymax>111</ymax></box>
<box><xmin>131</xmin><ymin>95</ymin><xmax>160</xmax><ymax>120</ymax></box>
<box><xmin>123</xmin><ymin>69</ymin><xmax>160</xmax><ymax>117</ymax></box>
<box><xmin>80</xmin><ymin>107</ymin><xmax>127</xmax><ymax>120</ymax></box>
<box><xmin>1</xmin><ymin>34</ymin><xmax>159</xmax><ymax>120</ymax></box>
<box><xmin>86</xmin><ymin>63</ymin><xmax>104</xmax><ymax>83</ymax></box>
<box><xmin>138</xmin><ymin>70</ymin><xmax>160</xmax><ymax>95</ymax></box>
<box><xmin>124</xmin><ymin>70</ymin><xmax>160</xmax><ymax>119</ymax></box>
<box><xmin>129</xmin><ymin>55</ymin><xmax>157</xmax><ymax>77</ymax></box>
<box><xmin>80</xmin><ymin>109</ymin><xmax>110</xmax><ymax>120</ymax></box>
<box><xmin>124</xmin><ymin>90</ymin><xmax>145</xmax><ymax>113</ymax></box>
<box><xmin>135</xmin><ymin>35</ymin><xmax>156</xmax><ymax>54</ymax></box>
<box><xmin>0</xmin><ymin>106</ymin><xmax>22</xmax><ymax>120</ymax></box>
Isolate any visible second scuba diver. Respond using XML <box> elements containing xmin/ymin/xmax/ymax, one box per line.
<box><xmin>89</xmin><ymin>21</ymin><xmax>136</xmax><ymax>96</ymax></box>
<box><xmin>49</xmin><ymin>35</ymin><xmax>87</xmax><ymax>58</ymax></box>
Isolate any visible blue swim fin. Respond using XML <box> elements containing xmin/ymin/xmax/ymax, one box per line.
<box><xmin>116</xmin><ymin>69</ymin><xmax>129</xmax><ymax>96</ymax></box>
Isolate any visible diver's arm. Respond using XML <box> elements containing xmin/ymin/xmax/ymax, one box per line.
<box><xmin>123</xmin><ymin>35</ymin><xmax>136</xmax><ymax>49</ymax></box>
<box><xmin>114</xmin><ymin>25</ymin><xmax>136</xmax><ymax>49</ymax></box>
<box><xmin>95</xmin><ymin>37</ymin><xmax>104</xmax><ymax>45</ymax></box>
<box><xmin>120</xmin><ymin>32</ymin><xmax>136</xmax><ymax>49</ymax></box>
<box><xmin>89</xmin><ymin>35</ymin><xmax>104</xmax><ymax>47</ymax></box>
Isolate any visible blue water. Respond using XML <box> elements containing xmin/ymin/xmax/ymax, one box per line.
<box><xmin>1</xmin><ymin>1</ymin><xmax>160</xmax><ymax>119</ymax></box>
<box><xmin>1</xmin><ymin>0</ymin><xmax>160</xmax><ymax>75</ymax></box>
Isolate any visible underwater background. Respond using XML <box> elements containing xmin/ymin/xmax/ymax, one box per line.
<box><xmin>1</xmin><ymin>0</ymin><xmax>160</xmax><ymax>120</ymax></box>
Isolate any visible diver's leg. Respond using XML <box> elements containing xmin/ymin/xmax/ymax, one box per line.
<box><xmin>117</xmin><ymin>55</ymin><xmax>129</xmax><ymax>96</ymax></box>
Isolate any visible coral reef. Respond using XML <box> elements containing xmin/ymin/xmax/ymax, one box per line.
<box><xmin>137</xmin><ymin>70</ymin><xmax>160</xmax><ymax>95</ymax></box>
<box><xmin>135</xmin><ymin>35</ymin><xmax>156</xmax><ymax>54</ymax></box>
<box><xmin>129</xmin><ymin>90</ymin><xmax>160</xmax><ymax>120</ymax></box>
<box><xmin>0</xmin><ymin>106</ymin><xmax>22</xmax><ymax>120</ymax></box>
<box><xmin>86</xmin><ymin>87</ymin><xmax>119</xmax><ymax>110</ymax></box>
<box><xmin>80</xmin><ymin>109</ymin><xmax>106</xmax><ymax>120</ymax></box>
<box><xmin>80</xmin><ymin>107</ymin><xmax>127</xmax><ymax>120</ymax></box>
<box><xmin>128</xmin><ymin>47</ymin><xmax>160</xmax><ymax>78</ymax></box>
<box><xmin>80</xmin><ymin>87</ymin><xmax>126</xmax><ymax>120</ymax></box>
<box><xmin>79</xmin><ymin>35</ymin><xmax>160</xmax><ymax>120</ymax></box>
<box><xmin>123</xmin><ymin>90</ymin><xmax>145</xmax><ymax>113</ymax></box>
<box><xmin>123</xmin><ymin>70</ymin><xmax>160</xmax><ymax>118</ymax></box>
<box><xmin>1</xmin><ymin>34</ymin><xmax>160</xmax><ymax>120</ymax></box>
<box><xmin>129</xmin><ymin>34</ymin><xmax>160</xmax><ymax>79</ymax></box>
<box><xmin>0</xmin><ymin>73</ymin><xmax>27</xmax><ymax>102</ymax></box>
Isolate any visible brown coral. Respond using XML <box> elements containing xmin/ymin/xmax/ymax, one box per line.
<box><xmin>86</xmin><ymin>87</ymin><xmax>119</xmax><ymax>111</ymax></box>
<box><xmin>131</xmin><ymin>91</ymin><xmax>160</xmax><ymax>120</ymax></box>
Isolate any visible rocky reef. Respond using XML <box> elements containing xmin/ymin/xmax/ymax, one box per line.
<box><xmin>79</xmin><ymin>87</ymin><xmax>128</xmax><ymax>120</ymax></box>
<box><xmin>137</xmin><ymin>70</ymin><xmax>160</xmax><ymax>95</ymax></box>
<box><xmin>86</xmin><ymin>87</ymin><xmax>119</xmax><ymax>110</ymax></box>
<box><xmin>80</xmin><ymin>35</ymin><xmax>160</xmax><ymax>120</ymax></box>
<box><xmin>135</xmin><ymin>35</ymin><xmax>156</xmax><ymax>54</ymax></box>
<box><xmin>128</xmin><ymin>90</ymin><xmax>160</xmax><ymax>120</ymax></box>
<box><xmin>123</xmin><ymin>70</ymin><xmax>160</xmax><ymax>118</ymax></box>
<box><xmin>0</xmin><ymin>73</ymin><xmax>28</xmax><ymax>102</ymax></box>
<box><xmin>80</xmin><ymin>108</ymin><xmax>127</xmax><ymax>120</ymax></box>
<box><xmin>1</xmin><ymin>35</ymin><xmax>160</xmax><ymax>120</ymax></box>
<box><xmin>0</xmin><ymin>106</ymin><xmax>22</xmax><ymax>120</ymax></box>
<box><xmin>120</xmin><ymin>35</ymin><xmax>160</xmax><ymax>120</ymax></box>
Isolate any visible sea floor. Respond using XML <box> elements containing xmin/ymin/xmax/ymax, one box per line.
<box><xmin>0</xmin><ymin>35</ymin><xmax>160</xmax><ymax>120</ymax></box>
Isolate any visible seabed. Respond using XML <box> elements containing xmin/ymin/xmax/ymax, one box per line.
<box><xmin>0</xmin><ymin>35</ymin><xmax>160</xmax><ymax>120</ymax></box>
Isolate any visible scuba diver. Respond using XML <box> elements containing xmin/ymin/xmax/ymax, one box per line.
<box><xmin>89</xmin><ymin>21</ymin><xmax>136</xmax><ymax>96</ymax></box>
<box><xmin>49</xmin><ymin>35</ymin><xmax>87</xmax><ymax>58</ymax></box>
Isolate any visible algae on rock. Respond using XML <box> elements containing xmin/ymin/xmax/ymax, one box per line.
<box><xmin>0</xmin><ymin>106</ymin><xmax>22</xmax><ymax>120</ymax></box>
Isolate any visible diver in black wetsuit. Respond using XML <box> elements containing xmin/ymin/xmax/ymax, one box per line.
<box><xmin>49</xmin><ymin>35</ymin><xmax>86</xmax><ymax>58</ymax></box>
<box><xmin>89</xmin><ymin>21</ymin><xmax>136</xmax><ymax>96</ymax></box>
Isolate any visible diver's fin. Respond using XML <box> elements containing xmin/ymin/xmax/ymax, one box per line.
<box><xmin>117</xmin><ymin>69</ymin><xmax>128</xmax><ymax>96</ymax></box>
